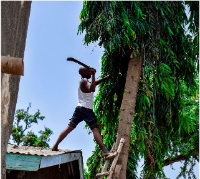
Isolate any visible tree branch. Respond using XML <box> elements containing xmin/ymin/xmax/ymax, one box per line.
<box><xmin>164</xmin><ymin>152</ymin><xmax>198</xmax><ymax>166</ymax></box>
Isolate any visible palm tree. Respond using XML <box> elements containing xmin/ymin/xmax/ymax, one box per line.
<box><xmin>78</xmin><ymin>1</ymin><xmax>199</xmax><ymax>178</ymax></box>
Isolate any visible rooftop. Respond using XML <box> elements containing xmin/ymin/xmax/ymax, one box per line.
<box><xmin>7</xmin><ymin>144</ymin><xmax>81</xmax><ymax>156</ymax></box>
<box><xmin>6</xmin><ymin>144</ymin><xmax>84</xmax><ymax>179</ymax></box>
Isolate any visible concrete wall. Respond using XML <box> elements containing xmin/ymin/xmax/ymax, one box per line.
<box><xmin>1</xmin><ymin>1</ymin><xmax>32</xmax><ymax>179</ymax></box>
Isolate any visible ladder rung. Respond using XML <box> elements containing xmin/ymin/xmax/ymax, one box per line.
<box><xmin>96</xmin><ymin>171</ymin><xmax>110</xmax><ymax>177</ymax></box>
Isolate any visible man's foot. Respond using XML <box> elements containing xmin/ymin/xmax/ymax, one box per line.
<box><xmin>105</xmin><ymin>151</ymin><xmax>118</xmax><ymax>159</ymax></box>
<box><xmin>102</xmin><ymin>151</ymin><xmax>113</xmax><ymax>157</ymax></box>
<box><xmin>52</xmin><ymin>145</ymin><xmax>59</xmax><ymax>151</ymax></box>
<box><xmin>102</xmin><ymin>150</ymin><xmax>118</xmax><ymax>159</ymax></box>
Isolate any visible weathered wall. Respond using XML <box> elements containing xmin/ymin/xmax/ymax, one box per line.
<box><xmin>1</xmin><ymin>1</ymin><xmax>32</xmax><ymax>179</ymax></box>
<box><xmin>6</xmin><ymin>161</ymin><xmax>80</xmax><ymax>179</ymax></box>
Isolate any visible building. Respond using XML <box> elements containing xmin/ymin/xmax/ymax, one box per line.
<box><xmin>6</xmin><ymin>144</ymin><xmax>84</xmax><ymax>179</ymax></box>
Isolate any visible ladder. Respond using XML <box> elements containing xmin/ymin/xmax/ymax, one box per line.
<box><xmin>96</xmin><ymin>138</ymin><xmax>125</xmax><ymax>179</ymax></box>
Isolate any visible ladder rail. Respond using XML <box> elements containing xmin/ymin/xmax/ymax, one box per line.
<box><xmin>98</xmin><ymin>143</ymin><xmax>116</xmax><ymax>179</ymax></box>
<box><xmin>107</xmin><ymin>138</ymin><xmax>125</xmax><ymax>179</ymax></box>
<box><xmin>96</xmin><ymin>138</ymin><xmax>125</xmax><ymax>179</ymax></box>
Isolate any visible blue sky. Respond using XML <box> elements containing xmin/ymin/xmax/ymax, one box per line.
<box><xmin>15</xmin><ymin>1</ymin><xmax>198</xmax><ymax>177</ymax></box>
<box><xmin>16</xmin><ymin>0</ymin><xmax>102</xmax><ymax>169</ymax></box>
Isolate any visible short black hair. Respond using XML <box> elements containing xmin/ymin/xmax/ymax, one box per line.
<box><xmin>79</xmin><ymin>67</ymin><xmax>89</xmax><ymax>77</ymax></box>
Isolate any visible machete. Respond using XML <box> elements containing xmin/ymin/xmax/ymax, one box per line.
<box><xmin>67</xmin><ymin>57</ymin><xmax>91</xmax><ymax>69</ymax></box>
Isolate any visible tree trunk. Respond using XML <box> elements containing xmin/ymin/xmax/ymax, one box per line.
<box><xmin>1</xmin><ymin>2</ymin><xmax>31</xmax><ymax>179</ymax></box>
<box><xmin>113</xmin><ymin>56</ymin><xmax>142</xmax><ymax>179</ymax></box>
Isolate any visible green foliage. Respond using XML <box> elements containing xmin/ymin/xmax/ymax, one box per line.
<box><xmin>84</xmin><ymin>168</ymin><xmax>89</xmax><ymax>179</ymax></box>
<box><xmin>10</xmin><ymin>103</ymin><xmax>53</xmax><ymax>148</ymax></box>
<box><xmin>78</xmin><ymin>1</ymin><xmax>199</xmax><ymax>178</ymax></box>
<box><xmin>79</xmin><ymin>1</ymin><xmax>148</xmax><ymax>55</ymax></box>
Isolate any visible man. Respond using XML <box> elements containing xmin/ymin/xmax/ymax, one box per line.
<box><xmin>52</xmin><ymin>67</ymin><xmax>112</xmax><ymax>157</ymax></box>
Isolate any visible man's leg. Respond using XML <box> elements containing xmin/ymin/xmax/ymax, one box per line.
<box><xmin>92</xmin><ymin>127</ymin><xmax>110</xmax><ymax>154</ymax></box>
<box><xmin>52</xmin><ymin>125</ymin><xmax>74</xmax><ymax>151</ymax></box>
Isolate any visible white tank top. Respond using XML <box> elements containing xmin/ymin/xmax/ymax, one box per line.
<box><xmin>77</xmin><ymin>81</ymin><xmax>94</xmax><ymax>109</ymax></box>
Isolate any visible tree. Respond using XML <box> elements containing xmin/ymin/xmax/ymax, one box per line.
<box><xmin>10</xmin><ymin>103</ymin><xmax>53</xmax><ymax>148</ymax></box>
<box><xmin>78</xmin><ymin>1</ymin><xmax>199</xmax><ymax>178</ymax></box>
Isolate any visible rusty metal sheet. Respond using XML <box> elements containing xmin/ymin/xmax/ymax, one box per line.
<box><xmin>7</xmin><ymin>144</ymin><xmax>82</xmax><ymax>156</ymax></box>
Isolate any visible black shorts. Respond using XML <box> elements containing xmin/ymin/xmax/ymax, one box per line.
<box><xmin>68</xmin><ymin>106</ymin><xmax>98</xmax><ymax>130</ymax></box>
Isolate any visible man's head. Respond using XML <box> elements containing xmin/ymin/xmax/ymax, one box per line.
<box><xmin>79</xmin><ymin>67</ymin><xmax>91</xmax><ymax>79</ymax></box>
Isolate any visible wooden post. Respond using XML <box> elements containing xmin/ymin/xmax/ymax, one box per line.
<box><xmin>1</xmin><ymin>2</ymin><xmax>32</xmax><ymax>178</ymax></box>
<box><xmin>1</xmin><ymin>56</ymin><xmax>24</xmax><ymax>75</ymax></box>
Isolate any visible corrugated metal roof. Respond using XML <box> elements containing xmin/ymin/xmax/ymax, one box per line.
<box><xmin>7</xmin><ymin>144</ymin><xmax>82</xmax><ymax>156</ymax></box>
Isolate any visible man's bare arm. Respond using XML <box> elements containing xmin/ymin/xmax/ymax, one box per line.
<box><xmin>89</xmin><ymin>68</ymin><xmax>96</xmax><ymax>92</ymax></box>
<box><xmin>80</xmin><ymin>68</ymin><xmax>96</xmax><ymax>93</ymax></box>
<box><xmin>95</xmin><ymin>75</ymin><xmax>110</xmax><ymax>86</ymax></box>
